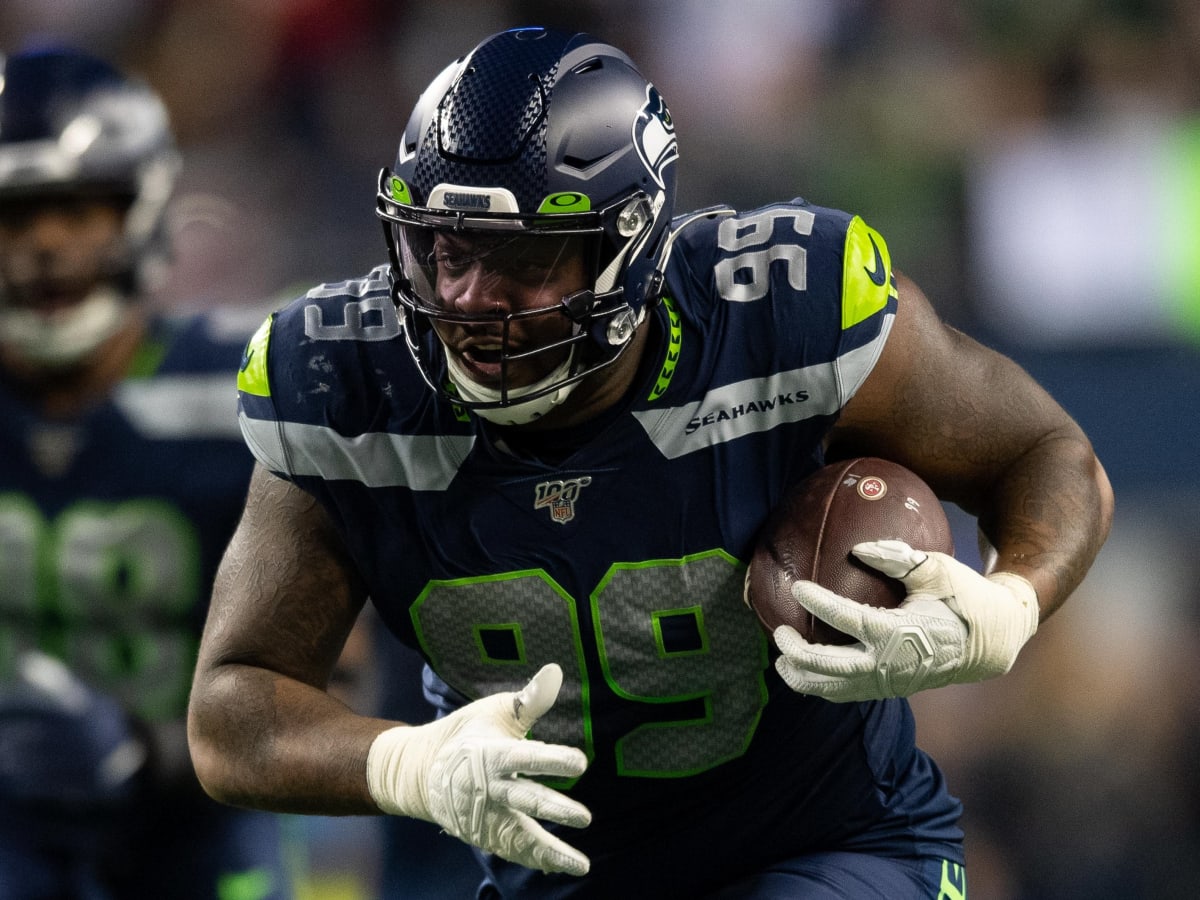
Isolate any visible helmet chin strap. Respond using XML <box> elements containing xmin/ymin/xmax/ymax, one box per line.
<box><xmin>0</xmin><ymin>286</ymin><xmax>132</xmax><ymax>369</ymax></box>
<box><xmin>445</xmin><ymin>348</ymin><xmax>580</xmax><ymax>426</ymax></box>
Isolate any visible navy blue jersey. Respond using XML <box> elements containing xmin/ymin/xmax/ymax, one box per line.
<box><xmin>0</xmin><ymin>309</ymin><xmax>290</xmax><ymax>900</ymax></box>
<box><xmin>0</xmin><ymin>311</ymin><xmax>256</xmax><ymax>720</ymax></box>
<box><xmin>239</xmin><ymin>200</ymin><xmax>964</xmax><ymax>897</ymax></box>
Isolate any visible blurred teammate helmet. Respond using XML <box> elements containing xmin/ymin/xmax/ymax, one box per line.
<box><xmin>377</xmin><ymin>26</ymin><xmax>678</xmax><ymax>423</ymax></box>
<box><xmin>0</xmin><ymin>46</ymin><xmax>180</xmax><ymax>367</ymax></box>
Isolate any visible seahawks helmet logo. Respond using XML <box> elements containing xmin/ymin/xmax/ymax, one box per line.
<box><xmin>633</xmin><ymin>85</ymin><xmax>677</xmax><ymax>191</ymax></box>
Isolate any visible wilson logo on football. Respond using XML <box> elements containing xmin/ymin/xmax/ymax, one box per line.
<box><xmin>534</xmin><ymin>476</ymin><xmax>593</xmax><ymax>524</ymax></box>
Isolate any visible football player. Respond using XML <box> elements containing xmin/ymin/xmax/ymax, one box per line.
<box><xmin>188</xmin><ymin>27</ymin><xmax>1113</xmax><ymax>898</ymax></box>
<box><xmin>0</xmin><ymin>46</ymin><xmax>289</xmax><ymax>899</ymax></box>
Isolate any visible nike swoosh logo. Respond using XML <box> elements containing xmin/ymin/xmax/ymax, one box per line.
<box><xmin>863</xmin><ymin>235</ymin><xmax>886</xmax><ymax>287</ymax></box>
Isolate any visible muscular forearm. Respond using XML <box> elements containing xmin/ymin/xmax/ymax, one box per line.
<box><xmin>188</xmin><ymin>662</ymin><xmax>396</xmax><ymax>815</ymax></box>
<box><xmin>187</xmin><ymin>465</ymin><xmax>395</xmax><ymax>813</ymax></box>
<box><xmin>831</xmin><ymin>290</ymin><xmax>1113</xmax><ymax>621</ymax></box>
<box><xmin>976</xmin><ymin>427</ymin><xmax>1113</xmax><ymax>619</ymax></box>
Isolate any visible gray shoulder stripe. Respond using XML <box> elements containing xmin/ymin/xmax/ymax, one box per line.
<box><xmin>240</xmin><ymin>412</ymin><xmax>289</xmax><ymax>473</ymax></box>
<box><xmin>238</xmin><ymin>413</ymin><xmax>473</xmax><ymax>490</ymax></box>
<box><xmin>837</xmin><ymin>312</ymin><xmax>894</xmax><ymax>405</ymax></box>
<box><xmin>114</xmin><ymin>376</ymin><xmax>241</xmax><ymax>440</ymax></box>
<box><xmin>633</xmin><ymin>319</ymin><xmax>892</xmax><ymax>460</ymax></box>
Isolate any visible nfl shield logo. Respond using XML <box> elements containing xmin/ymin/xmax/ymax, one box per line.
<box><xmin>534</xmin><ymin>477</ymin><xmax>593</xmax><ymax>524</ymax></box>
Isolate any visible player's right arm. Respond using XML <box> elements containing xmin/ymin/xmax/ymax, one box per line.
<box><xmin>187</xmin><ymin>464</ymin><xmax>593</xmax><ymax>873</ymax></box>
<box><xmin>187</xmin><ymin>463</ymin><xmax>388</xmax><ymax>813</ymax></box>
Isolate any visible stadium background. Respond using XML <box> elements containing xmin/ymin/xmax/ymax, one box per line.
<box><xmin>2</xmin><ymin>1</ymin><xmax>1196</xmax><ymax>897</ymax></box>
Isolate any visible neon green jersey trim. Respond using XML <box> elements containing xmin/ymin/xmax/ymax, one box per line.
<box><xmin>126</xmin><ymin>336</ymin><xmax>169</xmax><ymax>379</ymax></box>
<box><xmin>937</xmin><ymin>859</ymin><xmax>966</xmax><ymax>900</ymax></box>
<box><xmin>841</xmin><ymin>216</ymin><xmax>897</xmax><ymax>330</ymax></box>
<box><xmin>648</xmin><ymin>295</ymin><xmax>681</xmax><ymax>401</ymax></box>
<box><xmin>237</xmin><ymin>315</ymin><xmax>273</xmax><ymax>398</ymax></box>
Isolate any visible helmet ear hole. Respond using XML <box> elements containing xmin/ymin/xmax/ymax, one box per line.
<box><xmin>604</xmin><ymin>308</ymin><xmax>640</xmax><ymax>347</ymax></box>
<box><xmin>616</xmin><ymin>199</ymin><xmax>651</xmax><ymax>238</ymax></box>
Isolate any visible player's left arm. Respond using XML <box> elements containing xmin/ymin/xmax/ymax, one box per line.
<box><xmin>828</xmin><ymin>271</ymin><xmax>1114</xmax><ymax>619</ymax></box>
<box><xmin>772</xmin><ymin>271</ymin><xmax>1113</xmax><ymax>701</ymax></box>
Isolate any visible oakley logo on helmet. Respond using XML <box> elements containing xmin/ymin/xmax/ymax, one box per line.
<box><xmin>537</xmin><ymin>192</ymin><xmax>591</xmax><ymax>214</ymax></box>
<box><xmin>633</xmin><ymin>85</ymin><xmax>677</xmax><ymax>191</ymax></box>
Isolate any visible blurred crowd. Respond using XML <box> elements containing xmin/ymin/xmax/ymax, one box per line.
<box><xmin>2</xmin><ymin>1</ymin><xmax>1197</xmax><ymax>898</ymax></box>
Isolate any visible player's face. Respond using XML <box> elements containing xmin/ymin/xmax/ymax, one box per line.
<box><xmin>427</xmin><ymin>232</ymin><xmax>587</xmax><ymax>389</ymax></box>
<box><xmin>0</xmin><ymin>196</ymin><xmax>126</xmax><ymax>315</ymax></box>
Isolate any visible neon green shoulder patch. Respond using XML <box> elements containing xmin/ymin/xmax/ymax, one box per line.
<box><xmin>841</xmin><ymin>216</ymin><xmax>897</xmax><ymax>330</ymax></box>
<box><xmin>237</xmin><ymin>314</ymin><xmax>274</xmax><ymax>398</ymax></box>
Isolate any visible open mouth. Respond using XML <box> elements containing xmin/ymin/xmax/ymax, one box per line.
<box><xmin>464</xmin><ymin>343</ymin><xmax>503</xmax><ymax>366</ymax></box>
<box><xmin>456</xmin><ymin>342</ymin><xmax>506</xmax><ymax>383</ymax></box>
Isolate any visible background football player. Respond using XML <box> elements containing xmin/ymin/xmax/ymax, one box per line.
<box><xmin>188</xmin><ymin>27</ymin><xmax>1113</xmax><ymax>898</ymax></box>
<box><xmin>0</xmin><ymin>45</ymin><xmax>290</xmax><ymax>899</ymax></box>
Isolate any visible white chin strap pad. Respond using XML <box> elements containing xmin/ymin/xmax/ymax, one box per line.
<box><xmin>445</xmin><ymin>349</ymin><xmax>579</xmax><ymax>426</ymax></box>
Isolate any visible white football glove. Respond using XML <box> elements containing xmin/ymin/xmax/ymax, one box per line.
<box><xmin>366</xmin><ymin>663</ymin><xmax>591</xmax><ymax>875</ymax></box>
<box><xmin>774</xmin><ymin>540</ymin><xmax>1040</xmax><ymax>701</ymax></box>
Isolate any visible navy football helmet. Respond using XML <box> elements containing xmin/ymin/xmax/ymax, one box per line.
<box><xmin>0</xmin><ymin>46</ymin><xmax>179</xmax><ymax>366</ymax></box>
<box><xmin>377</xmin><ymin>26</ymin><xmax>678</xmax><ymax>423</ymax></box>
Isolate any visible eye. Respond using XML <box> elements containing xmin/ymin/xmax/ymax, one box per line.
<box><xmin>511</xmin><ymin>256</ymin><xmax>554</xmax><ymax>276</ymax></box>
<box><xmin>506</xmin><ymin>241</ymin><xmax>567</xmax><ymax>277</ymax></box>
<box><xmin>434</xmin><ymin>251</ymin><xmax>473</xmax><ymax>273</ymax></box>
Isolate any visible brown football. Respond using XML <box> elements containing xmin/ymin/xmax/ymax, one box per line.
<box><xmin>745</xmin><ymin>457</ymin><xmax>954</xmax><ymax>646</ymax></box>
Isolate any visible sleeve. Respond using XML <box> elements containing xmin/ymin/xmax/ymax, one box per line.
<box><xmin>233</xmin><ymin>278</ymin><xmax>436</xmax><ymax>488</ymax></box>
<box><xmin>236</xmin><ymin>310</ymin><xmax>295</xmax><ymax>477</ymax></box>
<box><xmin>740</xmin><ymin>200</ymin><xmax>897</xmax><ymax>410</ymax></box>
<box><xmin>833</xmin><ymin>214</ymin><xmax>899</xmax><ymax>405</ymax></box>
